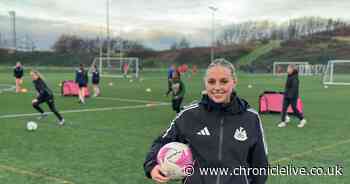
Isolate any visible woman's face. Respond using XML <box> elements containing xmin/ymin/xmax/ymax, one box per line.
<box><xmin>31</xmin><ymin>72</ymin><xmax>39</xmax><ymax>80</ymax></box>
<box><xmin>287</xmin><ymin>65</ymin><xmax>294</xmax><ymax>74</ymax></box>
<box><xmin>205</xmin><ymin>66</ymin><xmax>236</xmax><ymax>104</ymax></box>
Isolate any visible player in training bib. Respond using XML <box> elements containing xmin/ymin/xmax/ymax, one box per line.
<box><xmin>170</xmin><ymin>71</ymin><xmax>185</xmax><ymax>113</ymax></box>
<box><xmin>165</xmin><ymin>64</ymin><xmax>176</xmax><ymax>96</ymax></box>
<box><xmin>75</xmin><ymin>64</ymin><xmax>88</xmax><ymax>104</ymax></box>
<box><xmin>14</xmin><ymin>62</ymin><xmax>24</xmax><ymax>93</ymax></box>
<box><xmin>31</xmin><ymin>70</ymin><xmax>64</xmax><ymax>125</ymax></box>
<box><xmin>91</xmin><ymin>64</ymin><xmax>100</xmax><ymax>97</ymax></box>
<box><xmin>122</xmin><ymin>62</ymin><xmax>129</xmax><ymax>79</ymax></box>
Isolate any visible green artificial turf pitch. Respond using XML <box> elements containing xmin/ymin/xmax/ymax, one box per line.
<box><xmin>0</xmin><ymin>69</ymin><xmax>349</xmax><ymax>184</ymax></box>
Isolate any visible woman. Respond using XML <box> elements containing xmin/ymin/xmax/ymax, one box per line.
<box><xmin>278</xmin><ymin>64</ymin><xmax>307</xmax><ymax>128</ymax></box>
<box><xmin>122</xmin><ymin>62</ymin><xmax>129</xmax><ymax>78</ymax></box>
<box><xmin>144</xmin><ymin>59</ymin><xmax>268</xmax><ymax>184</ymax></box>
<box><xmin>165</xmin><ymin>64</ymin><xmax>176</xmax><ymax>96</ymax></box>
<box><xmin>31</xmin><ymin>70</ymin><xmax>64</xmax><ymax>125</ymax></box>
<box><xmin>75</xmin><ymin>64</ymin><xmax>88</xmax><ymax>104</ymax></box>
<box><xmin>14</xmin><ymin>62</ymin><xmax>24</xmax><ymax>93</ymax></box>
<box><xmin>170</xmin><ymin>71</ymin><xmax>185</xmax><ymax>113</ymax></box>
<box><xmin>91</xmin><ymin>65</ymin><xmax>101</xmax><ymax>97</ymax></box>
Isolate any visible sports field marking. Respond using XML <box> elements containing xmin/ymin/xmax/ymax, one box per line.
<box><xmin>0</xmin><ymin>163</ymin><xmax>75</xmax><ymax>184</ymax></box>
<box><xmin>0</xmin><ymin>84</ymin><xmax>15</xmax><ymax>92</ymax></box>
<box><xmin>51</xmin><ymin>92</ymin><xmax>168</xmax><ymax>104</ymax></box>
<box><xmin>85</xmin><ymin>96</ymin><xmax>168</xmax><ymax>104</ymax></box>
<box><xmin>0</xmin><ymin>103</ymin><xmax>169</xmax><ymax>119</ymax></box>
<box><xmin>272</xmin><ymin>138</ymin><xmax>350</xmax><ymax>164</ymax></box>
<box><xmin>52</xmin><ymin>92</ymin><xmax>168</xmax><ymax>104</ymax></box>
<box><xmin>1</xmin><ymin>84</ymin><xmax>168</xmax><ymax>104</ymax></box>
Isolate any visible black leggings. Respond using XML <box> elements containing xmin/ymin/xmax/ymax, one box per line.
<box><xmin>32</xmin><ymin>98</ymin><xmax>63</xmax><ymax>121</ymax></box>
<box><xmin>281</xmin><ymin>97</ymin><xmax>304</xmax><ymax>122</ymax></box>
<box><xmin>166</xmin><ymin>79</ymin><xmax>172</xmax><ymax>95</ymax></box>
<box><xmin>172</xmin><ymin>97</ymin><xmax>183</xmax><ymax>113</ymax></box>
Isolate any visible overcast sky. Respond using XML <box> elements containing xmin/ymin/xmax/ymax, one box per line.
<box><xmin>0</xmin><ymin>0</ymin><xmax>349</xmax><ymax>50</ymax></box>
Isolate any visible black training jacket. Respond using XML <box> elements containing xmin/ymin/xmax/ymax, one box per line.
<box><xmin>144</xmin><ymin>93</ymin><xmax>268</xmax><ymax>184</ymax></box>
<box><xmin>14</xmin><ymin>66</ymin><xmax>24</xmax><ymax>78</ymax></box>
<box><xmin>33</xmin><ymin>78</ymin><xmax>53</xmax><ymax>101</ymax></box>
<box><xmin>284</xmin><ymin>71</ymin><xmax>299</xmax><ymax>99</ymax></box>
<box><xmin>92</xmin><ymin>71</ymin><xmax>100</xmax><ymax>84</ymax></box>
<box><xmin>75</xmin><ymin>69</ymin><xmax>88</xmax><ymax>85</ymax></box>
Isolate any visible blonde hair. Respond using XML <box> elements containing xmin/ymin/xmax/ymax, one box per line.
<box><xmin>288</xmin><ymin>64</ymin><xmax>297</xmax><ymax>70</ymax></box>
<box><xmin>205</xmin><ymin>58</ymin><xmax>237</xmax><ymax>80</ymax></box>
<box><xmin>30</xmin><ymin>70</ymin><xmax>45</xmax><ymax>80</ymax></box>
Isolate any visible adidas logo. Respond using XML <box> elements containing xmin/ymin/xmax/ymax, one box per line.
<box><xmin>197</xmin><ymin>126</ymin><xmax>211</xmax><ymax>136</ymax></box>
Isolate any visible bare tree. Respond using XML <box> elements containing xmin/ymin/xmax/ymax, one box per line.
<box><xmin>217</xmin><ymin>17</ymin><xmax>349</xmax><ymax>45</ymax></box>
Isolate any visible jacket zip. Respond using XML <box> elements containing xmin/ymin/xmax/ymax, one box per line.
<box><xmin>216</xmin><ymin>118</ymin><xmax>225</xmax><ymax>184</ymax></box>
<box><xmin>244</xmin><ymin>174</ymin><xmax>249</xmax><ymax>184</ymax></box>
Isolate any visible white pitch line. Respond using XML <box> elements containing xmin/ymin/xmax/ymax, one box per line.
<box><xmin>0</xmin><ymin>164</ymin><xmax>75</xmax><ymax>184</ymax></box>
<box><xmin>0</xmin><ymin>103</ymin><xmax>169</xmax><ymax>119</ymax></box>
<box><xmin>0</xmin><ymin>84</ymin><xmax>16</xmax><ymax>92</ymax></box>
<box><xmin>1</xmin><ymin>84</ymin><xmax>168</xmax><ymax>104</ymax></box>
<box><xmin>271</xmin><ymin>138</ymin><xmax>350</xmax><ymax>164</ymax></box>
<box><xmin>94</xmin><ymin>96</ymin><xmax>167</xmax><ymax>104</ymax></box>
<box><xmin>51</xmin><ymin>92</ymin><xmax>168</xmax><ymax>104</ymax></box>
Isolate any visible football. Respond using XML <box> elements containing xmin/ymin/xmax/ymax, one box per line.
<box><xmin>21</xmin><ymin>88</ymin><xmax>28</xmax><ymax>93</ymax></box>
<box><xmin>26</xmin><ymin>121</ymin><xmax>38</xmax><ymax>131</ymax></box>
<box><xmin>157</xmin><ymin>142</ymin><xmax>193</xmax><ymax>180</ymax></box>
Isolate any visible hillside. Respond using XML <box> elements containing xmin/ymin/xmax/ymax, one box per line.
<box><xmin>1</xmin><ymin>27</ymin><xmax>350</xmax><ymax>71</ymax></box>
<box><xmin>140</xmin><ymin>45</ymin><xmax>254</xmax><ymax>68</ymax></box>
<box><xmin>0</xmin><ymin>44</ymin><xmax>254</xmax><ymax>68</ymax></box>
<box><xmin>252</xmin><ymin>27</ymin><xmax>350</xmax><ymax>72</ymax></box>
<box><xmin>237</xmin><ymin>40</ymin><xmax>281</xmax><ymax>66</ymax></box>
<box><xmin>0</xmin><ymin>49</ymin><xmax>95</xmax><ymax>67</ymax></box>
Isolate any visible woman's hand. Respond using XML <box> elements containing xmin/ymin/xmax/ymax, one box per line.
<box><xmin>151</xmin><ymin>165</ymin><xmax>170</xmax><ymax>183</ymax></box>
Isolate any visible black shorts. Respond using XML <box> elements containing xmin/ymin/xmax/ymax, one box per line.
<box><xmin>79</xmin><ymin>83</ymin><xmax>87</xmax><ymax>88</ymax></box>
<box><xmin>92</xmin><ymin>80</ymin><xmax>99</xmax><ymax>85</ymax></box>
<box><xmin>36</xmin><ymin>96</ymin><xmax>54</xmax><ymax>104</ymax></box>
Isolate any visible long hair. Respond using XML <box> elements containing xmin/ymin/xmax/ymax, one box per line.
<box><xmin>30</xmin><ymin>70</ymin><xmax>45</xmax><ymax>80</ymax></box>
<box><xmin>288</xmin><ymin>64</ymin><xmax>299</xmax><ymax>75</ymax></box>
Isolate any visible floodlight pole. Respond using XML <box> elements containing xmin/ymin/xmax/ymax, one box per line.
<box><xmin>106</xmin><ymin>0</ymin><xmax>111</xmax><ymax>62</ymax></box>
<box><xmin>119</xmin><ymin>9</ymin><xmax>123</xmax><ymax>59</ymax></box>
<box><xmin>209</xmin><ymin>6</ymin><xmax>217</xmax><ymax>62</ymax></box>
<box><xmin>99</xmin><ymin>26</ymin><xmax>103</xmax><ymax>74</ymax></box>
<box><xmin>9</xmin><ymin>11</ymin><xmax>16</xmax><ymax>51</ymax></box>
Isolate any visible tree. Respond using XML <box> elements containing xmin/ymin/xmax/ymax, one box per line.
<box><xmin>178</xmin><ymin>37</ymin><xmax>190</xmax><ymax>49</ymax></box>
<box><xmin>52</xmin><ymin>34</ymin><xmax>148</xmax><ymax>54</ymax></box>
<box><xmin>217</xmin><ymin>17</ymin><xmax>348</xmax><ymax>45</ymax></box>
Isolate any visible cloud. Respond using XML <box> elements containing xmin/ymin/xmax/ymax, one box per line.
<box><xmin>1</xmin><ymin>0</ymin><xmax>349</xmax><ymax>50</ymax></box>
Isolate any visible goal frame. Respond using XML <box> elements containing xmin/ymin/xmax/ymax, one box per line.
<box><xmin>323</xmin><ymin>60</ymin><xmax>350</xmax><ymax>86</ymax></box>
<box><xmin>273</xmin><ymin>62</ymin><xmax>309</xmax><ymax>76</ymax></box>
<box><xmin>91</xmin><ymin>57</ymin><xmax>140</xmax><ymax>78</ymax></box>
